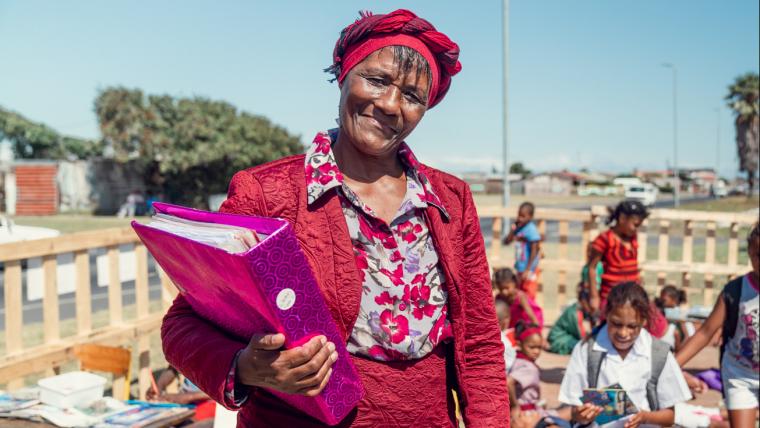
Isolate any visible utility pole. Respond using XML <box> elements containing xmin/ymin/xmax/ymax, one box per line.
<box><xmin>662</xmin><ymin>63</ymin><xmax>679</xmax><ymax>207</ymax></box>
<box><xmin>502</xmin><ymin>0</ymin><xmax>510</xmax><ymax>208</ymax></box>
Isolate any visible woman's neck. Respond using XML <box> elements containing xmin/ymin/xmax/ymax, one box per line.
<box><xmin>333</xmin><ymin>132</ymin><xmax>404</xmax><ymax>183</ymax></box>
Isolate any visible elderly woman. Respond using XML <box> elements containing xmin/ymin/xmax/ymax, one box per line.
<box><xmin>161</xmin><ymin>9</ymin><xmax>509</xmax><ymax>427</ymax></box>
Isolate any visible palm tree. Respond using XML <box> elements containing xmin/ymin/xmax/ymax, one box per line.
<box><xmin>726</xmin><ymin>73</ymin><xmax>759</xmax><ymax>196</ymax></box>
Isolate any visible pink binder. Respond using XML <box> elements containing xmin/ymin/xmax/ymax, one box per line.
<box><xmin>131</xmin><ymin>202</ymin><xmax>363</xmax><ymax>425</ymax></box>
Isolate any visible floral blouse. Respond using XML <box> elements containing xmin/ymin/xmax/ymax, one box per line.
<box><xmin>306</xmin><ymin>129</ymin><xmax>453</xmax><ymax>361</ymax></box>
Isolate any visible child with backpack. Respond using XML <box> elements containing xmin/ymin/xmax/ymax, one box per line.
<box><xmin>558</xmin><ymin>282</ymin><xmax>692</xmax><ymax>427</ymax></box>
<box><xmin>503</xmin><ymin>202</ymin><xmax>543</xmax><ymax>299</ymax></box>
<box><xmin>676</xmin><ymin>222</ymin><xmax>759</xmax><ymax>427</ymax></box>
<box><xmin>586</xmin><ymin>200</ymin><xmax>649</xmax><ymax>316</ymax></box>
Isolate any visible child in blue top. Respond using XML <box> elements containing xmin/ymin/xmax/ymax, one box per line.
<box><xmin>504</xmin><ymin>202</ymin><xmax>542</xmax><ymax>299</ymax></box>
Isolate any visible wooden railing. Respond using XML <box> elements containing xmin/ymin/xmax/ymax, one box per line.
<box><xmin>0</xmin><ymin>206</ymin><xmax>756</xmax><ymax>391</ymax></box>
<box><xmin>0</xmin><ymin>227</ymin><xmax>177</xmax><ymax>395</ymax></box>
<box><xmin>481</xmin><ymin>205</ymin><xmax>757</xmax><ymax>320</ymax></box>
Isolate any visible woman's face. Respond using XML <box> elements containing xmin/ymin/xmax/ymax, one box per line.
<box><xmin>338</xmin><ymin>47</ymin><xmax>430</xmax><ymax>158</ymax></box>
<box><xmin>606</xmin><ymin>303</ymin><xmax>644</xmax><ymax>355</ymax></box>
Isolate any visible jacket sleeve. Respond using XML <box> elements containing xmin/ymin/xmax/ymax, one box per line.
<box><xmin>161</xmin><ymin>170</ymin><xmax>267</xmax><ymax>408</ymax></box>
<box><xmin>458</xmin><ymin>185</ymin><xmax>511</xmax><ymax>427</ymax></box>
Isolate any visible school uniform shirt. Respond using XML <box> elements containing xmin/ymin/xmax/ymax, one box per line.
<box><xmin>514</xmin><ymin>221</ymin><xmax>541</xmax><ymax>273</ymax></box>
<box><xmin>558</xmin><ymin>325</ymin><xmax>692</xmax><ymax>427</ymax></box>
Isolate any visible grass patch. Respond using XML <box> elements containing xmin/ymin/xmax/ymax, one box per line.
<box><xmin>9</xmin><ymin>215</ymin><xmax>149</xmax><ymax>234</ymax></box>
<box><xmin>675</xmin><ymin>196</ymin><xmax>759</xmax><ymax>213</ymax></box>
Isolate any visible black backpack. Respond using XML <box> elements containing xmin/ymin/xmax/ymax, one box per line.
<box><xmin>720</xmin><ymin>275</ymin><xmax>745</xmax><ymax>362</ymax></box>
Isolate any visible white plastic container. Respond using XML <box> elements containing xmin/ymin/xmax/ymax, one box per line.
<box><xmin>38</xmin><ymin>371</ymin><xmax>107</xmax><ymax>408</ymax></box>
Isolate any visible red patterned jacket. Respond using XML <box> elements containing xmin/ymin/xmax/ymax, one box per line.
<box><xmin>160</xmin><ymin>154</ymin><xmax>509</xmax><ymax>427</ymax></box>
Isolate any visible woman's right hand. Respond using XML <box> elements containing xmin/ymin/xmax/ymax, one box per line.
<box><xmin>235</xmin><ymin>333</ymin><xmax>338</xmax><ymax>397</ymax></box>
<box><xmin>573</xmin><ymin>403</ymin><xmax>603</xmax><ymax>424</ymax></box>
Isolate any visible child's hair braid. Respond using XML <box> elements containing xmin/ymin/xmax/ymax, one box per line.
<box><xmin>606</xmin><ymin>199</ymin><xmax>650</xmax><ymax>226</ymax></box>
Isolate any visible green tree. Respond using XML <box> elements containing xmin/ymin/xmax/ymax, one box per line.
<box><xmin>509</xmin><ymin>162</ymin><xmax>531</xmax><ymax>177</ymax></box>
<box><xmin>94</xmin><ymin>87</ymin><xmax>304</xmax><ymax>208</ymax></box>
<box><xmin>0</xmin><ymin>106</ymin><xmax>101</xmax><ymax>159</ymax></box>
<box><xmin>726</xmin><ymin>72</ymin><xmax>759</xmax><ymax>195</ymax></box>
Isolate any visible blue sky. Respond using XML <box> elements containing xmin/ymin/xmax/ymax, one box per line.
<box><xmin>1</xmin><ymin>1</ymin><xmax>757</xmax><ymax>177</ymax></box>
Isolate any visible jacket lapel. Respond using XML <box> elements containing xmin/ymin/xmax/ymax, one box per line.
<box><xmin>319</xmin><ymin>191</ymin><xmax>363</xmax><ymax>339</ymax></box>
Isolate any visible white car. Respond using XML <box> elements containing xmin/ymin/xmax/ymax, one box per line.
<box><xmin>625</xmin><ymin>184</ymin><xmax>658</xmax><ymax>207</ymax></box>
<box><xmin>0</xmin><ymin>216</ymin><xmax>60</xmax><ymax>244</ymax></box>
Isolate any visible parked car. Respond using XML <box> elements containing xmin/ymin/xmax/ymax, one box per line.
<box><xmin>624</xmin><ymin>183</ymin><xmax>658</xmax><ymax>207</ymax></box>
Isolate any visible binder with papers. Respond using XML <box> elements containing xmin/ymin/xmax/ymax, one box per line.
<box><xmin>131</xmin><ymin>202</ymin><xmax>363</xmax><ymax>425</ymax></box>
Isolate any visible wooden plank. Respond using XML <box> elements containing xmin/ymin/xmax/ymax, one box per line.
<box><xmin>476</xmin><ymin>206</ymin><xmax>593</xmax><ymax>223</ymax></box>
<box><xmin>727</xmin><ymin>222</ymin><xmax>739</xmax><ymax>266</ymax></box>
<box><xmin>704</xmin><ymin>222</ymin><xmax>716</xmax><ymax>296</ymax></box>
<box><xmin>658</xmin><ymin>220</ymin><xmax>670</xmax><ymax>263</ymax></box>
<box><xmin>656</xmin><ymin>220</ymin><xmax>669</xmax><ymax>286</ymax></box>
<box><xmin>138</xmin><ymin>336</ymin><xmax>151</xmax><ymax>400</ymax></box>
<box><xmin>135</xmin><ymin>243</ymin><xmax>150</xmax><ymax>318</ymax></box>
<box><xmin>43</xmin><ymin>255</ymin><xmax>60</xmax><ymax>343</ymax></box>
<box><xmin>3</xmin><ymin>260</ymin><xmax>23</xmax><ymax>355</ymax></box>
<box><xmin>646</xmin><ymin>209</ymin><xmax>757</xmax><ymax>224</ymax></box>
<box><xmin>75</xmin><ymin>250</ymin><xmax>92</xmax><ymax>334</ymax></box>
<box><xmin>158</xmin><ymin>266</ymin><xmax>177</xmax><ymax>310</ymax></box>
<box><xmin>0</xmin><ymin>313</ymin><xmax>162</xmax><ymax>383</ymax></box>
<box><xmin>705</xmin><ymin>222</ymin><xmax>717</xmax><ymax>264</ymax></box>
<box><xmin>0</xmin><ymin>227</ymin><xmax>139</xmax><ymax>262</ymax></box>
<box><xmin>581</xmin><ymin>221</ymin><xmax>592</xmax><ymax>258</ymax></box>
<box><xmin>682</xmin><ymin>220</ymin><xmax>693</xmax><ymax>263</ymax></box>
<box><xmin>108</xmin><ymin>245</ymin><xmax>123</xmax><ymax>325</ymax></box>
<box><xmin>557</xmin><ymin>221</ymin><xmax>569</xmax><ymax>309</ymax></box>
<box><xmin>641</xmin><ymin>261</ymin><xmax>747</xmax><ymax>276</ymax></box>
<box><xmin>490</xmin><ymin>217</ymin><xmax>503</xmax><ymax>263</ymax></box>
<box><xmin>637</xmin><ymin>221</ymin><xmax>648</xmax><ymax>264</ymax></box>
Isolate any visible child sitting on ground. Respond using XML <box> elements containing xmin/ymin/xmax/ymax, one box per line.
<box><xmin>655</xmin><ymin>285</ymin><xmax>690</xmax><ymax>351</ymax></box>
<box><xmin>494</xmin><ymin>268</ymin><xmax>543</xmax><ymax>328</ymax></box>
<box><xmin>547</xmin><ymin>283</ymin><xmax>593</xmax><ymax>355</ymax></box>
<box><xmin>509</xmin><ymin>321</ymin><xmax>571</xmax><ymax>428</ymax></box>
<box><xmin>503</xmin><ymin>202</ymin><xmax>543</xmax><ymax>299</ymax></box>
<box><xmin>558</xmin><ymin>282</ymin><xmax>692</xmax><ymax>427</ymax></box>
<box><xmin>677</xmin><ymin>222</ymin><xmax>759</xmax><ymax>428</ymax></box>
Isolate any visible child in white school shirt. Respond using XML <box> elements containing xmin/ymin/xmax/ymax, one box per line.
<box><xmin>558</xmin><ymin>282</ymin><xmax>692</xmax><ymax>428</ymax></box>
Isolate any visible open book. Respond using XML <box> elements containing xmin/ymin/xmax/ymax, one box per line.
<box><xmin>131</xmin><ymin>203</ymin><xmax>363</xmax><ymax>425</ymax></box>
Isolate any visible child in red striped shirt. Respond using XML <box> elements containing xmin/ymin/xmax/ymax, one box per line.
<box><xmin>585</xmin><ymin>200</ymin><xmax>649</xmax><ymax>316</ymax></box>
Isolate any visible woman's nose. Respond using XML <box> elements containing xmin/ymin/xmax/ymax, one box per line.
<box><xmin>375</xmin><ymin>85</ymin><xmax>402</xmax><ymax>116</ymax></box>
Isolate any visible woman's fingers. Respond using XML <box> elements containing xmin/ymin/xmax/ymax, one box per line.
<box><xmin>292</xmin><ymin>342</ymin><xmax>337</xmax><ymax>384</ymax></box>
<box><xmin>299</xmin><ymin>368</ymin><xmax>334</xmax><ymax>397</ymax></box>
<box><xmin>279</xmin><ymin>336</ymin><xmax>329</xmax><ymax>368</ymax></box>
<box><xmin>294</xmin><ymin>346</ymin><xmax>338</xmax><ymax>389</ymax></box>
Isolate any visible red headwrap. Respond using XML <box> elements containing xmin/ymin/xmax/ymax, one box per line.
<box><xmin>517</xmin><ymin>326</ymin><xmax>543</xmax><ymax>343</ymax></box>
<box><xmin>330</xmin><ymin>9</ymin><xmax>462</xmax><ymax>108</ymax></box>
